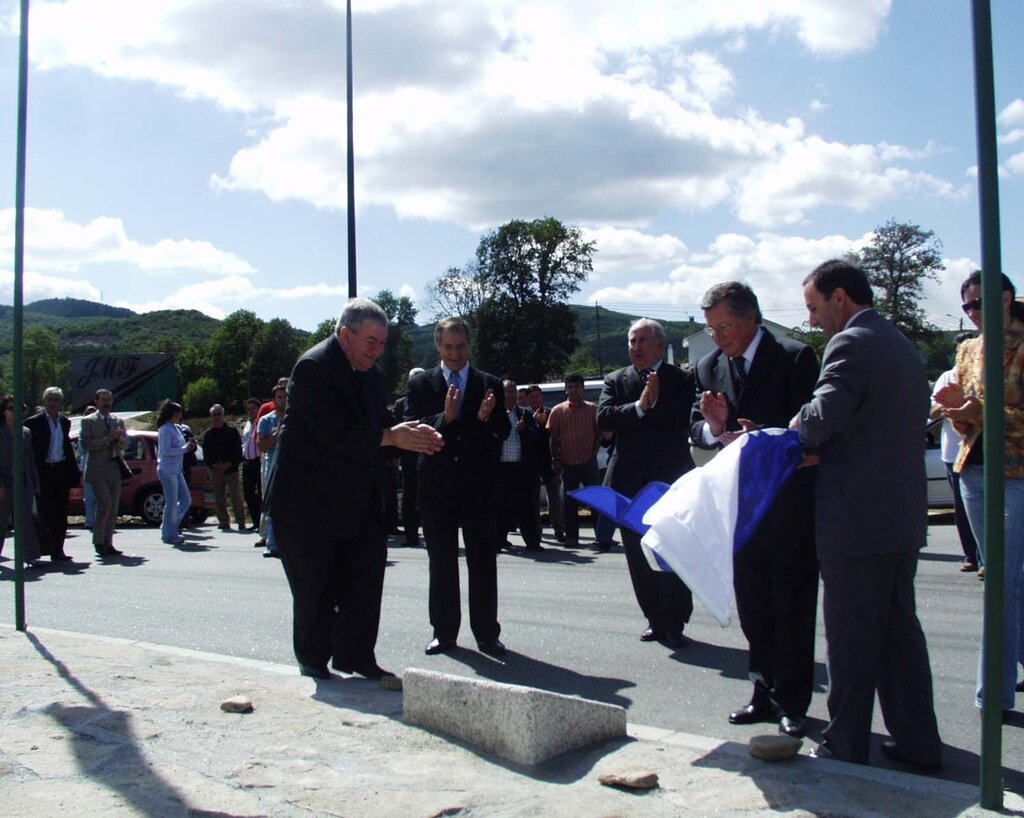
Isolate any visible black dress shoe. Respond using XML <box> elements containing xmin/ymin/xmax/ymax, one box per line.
<box><xmin>554</xmin><ymin>530</ymin><xmax>567</xmax><ymax>543</ymax></box>
<box><xmin>729</xmin><ymin>703</ymin><xmax>780</xmax><ymax>725</ymax></box>
<box><xmin>879</xmin><ymin>740</ymin><xmax>941</xmax><ymax>773</ymax></box>
<box><xmin>779</xmin><ymin>715</ymin><xmax>806</xmax><ymax>738</ymax></box>
<box><xmin>640</xmin><ymin>627</ymin><xmax>658</xmax><ymax>642</ymax></box>
<box><xmin>425</xmin><ymin>638</ymin><xmax>457</xmax><ymax>655</ymax></box>
<box><xmin>658</xmin><ymin>630</ymin><xmax>689</xmax><ymax>649</ymax></box>
<box><xmin>299</xmin><ymin>664</ymin><xmax>331</xmax><ymax>680</ymax></box>
<box><xmin>809</xmin><ymin>742</ymin><xmax>837</xmax><ymax>760</ymax></box>
<box><xmin>477</xmin><ymin>639</ymin><xmax>507</xmax><ymax>657</ymax></box>
<box><xmin>334</xmin><ymin>662</ymin><xmax>395</xmax><ymax>680</ymax></box>
<box><xmin>50</xmin><ymin>554</ymin><xmax>73</xmax><ymax>562</ymax></box>
<box><xmin>95</xmin><ymin>545</ymin><xmax>122</xmax><ymax>557</ymax></box>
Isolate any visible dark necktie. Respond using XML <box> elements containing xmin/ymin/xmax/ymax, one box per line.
<box><xmin>638</xmin><ymin>368</ymin><xmax>654</xmax><ymax>385</ymax></box>
<box><xmin>731</xmin><ymin>357</ymin><xmax>747</xmax><ymax>391</ymax></box>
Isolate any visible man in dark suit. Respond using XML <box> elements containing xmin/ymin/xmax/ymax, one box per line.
<box><xmin>691</xmin><ymin>282</ymin><xmax>819</xmax><ymax>738</ymax></box>
<box><xmin>795</xmin><ymin>260</ymin><xmax>941</xmax><ymax>770</ymax></box>
<box><xmin>498</xmin><ymin>379</ymin><xmax>545</xmax><ymax>552</ymax></box>
<box><xmin>405</xmin><ymin>316</ymin><xmax>511</xmax><ymax>657</ymax></box>
<box><xmin>598</xmin><ymin>318</ymin><xmax>695</xmax><ymax>649</ymax></box>
<box><xmin>24</xmin><ymin>386</ymin><xmax>80</xmax><ymax>562</ymax></box>
<box><xmin>264</xmin><ymin>299</ymin><xmax>443</xmax><ymax>681</ymax></box>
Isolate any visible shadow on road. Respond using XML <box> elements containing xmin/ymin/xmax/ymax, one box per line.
<box><xmin>450</xmin><ymin>647</ymin><xmax>636</xmax><ymax>711</ymax></box>
<box><xmin>25</xmin><ymin>630</ymin><xmax>262</xmax><ymax>818</ymax></box>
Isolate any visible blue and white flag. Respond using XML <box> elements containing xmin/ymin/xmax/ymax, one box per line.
<box><xmin>640</xmin><ymin>428</ymin><xmax>802</xmax><ymax>627</ymax></box>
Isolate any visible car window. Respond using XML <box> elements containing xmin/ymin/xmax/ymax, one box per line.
<box><xmin>123</xmin><ymin>436</ymin><xmax>145</xmax><ymax>461</ymax></box>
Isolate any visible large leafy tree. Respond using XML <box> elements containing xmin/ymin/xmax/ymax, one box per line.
<box><xmin>23</xmin><ymin>326</ymin><xmax>63</xmax><ymax>405</ymax></box>
<box><xmin>855</xmin><ymin>219</ymin><xmax>944</xmax><ymax>338</ymax></box>
<box><xmin>374</xmin><ymin>289</ymin><xmax>417</xmax><ymax>399</ymax></box>
<box><xmin>207</xmin><ymin>310</ymin><xmax>264</xmax><ymax>410</ymax></box>
<box><xmin>459</xmin><ymin>217</ymin><xmax>594</xmax><ymax>382</ymax></box>
<box><xmin>248</xmin><ymin>318</ymin><xmax>303</xmax><ymax>399</ymax></box>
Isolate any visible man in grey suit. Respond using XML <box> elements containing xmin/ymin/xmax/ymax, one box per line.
<box><xmin>81</xmin><ymin>387</ymin><xmax>129</xmax><ymax>558</ymax></box>
<box><xmin>794</xmin><ymin>260</ymin><xmax>941</xmax><ymax>770</ymax></box>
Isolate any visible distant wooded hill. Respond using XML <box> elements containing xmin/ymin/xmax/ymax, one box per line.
<box><xmin>1</xmin><ymin>298</ymin><xmax>707</xmax><ymax>376</ymax></box>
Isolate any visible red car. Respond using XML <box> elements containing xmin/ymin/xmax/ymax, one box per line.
<box><xmin>68</xmin><ymin>429</ymin><xmax>214</xmax><ymax>526</ymax></box>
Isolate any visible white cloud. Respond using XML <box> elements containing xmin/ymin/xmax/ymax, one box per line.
<box><xmin>0</xmin><ymin>208</ymin><xmax>255</xmax><ymax>275</ymax></box>
<box><xmin>998</xmin><ymin>99</ymin><xmax>1024</xmax><ymax>128</ymax></box>
<box><xmin>588</xmin><ymin>230</ymin><xmax>867</xmax><ymax>323</ymax></box>
<box><xmin>1005</xmin><ymin>151</ymin><xmax>1024</xmax><ymax>177</ymax></box>
<box><xmin>0</xmin><ymin>269</ymin><xmax>102</xmax><ymax>303</ymax></box>
<box><xmin>582</xmin><ymin>226</ymin><xmax>688</xmax><ymax>276</ymax></box>
<box><xmin>114</xmin><ymin>275</ymin><xmax>258</xmax><ymax>318</ymax></box>
<box><xmin>735</xmin><ymin>136</ymin><xmax>962</xmax><ymax>226</ymax></box>
<box><xmin>21</xmin><ymin>1</ymin><xmax>915</xmax><ymax>234</ymax></box>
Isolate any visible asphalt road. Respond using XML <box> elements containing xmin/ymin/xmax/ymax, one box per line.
<box><xmin>1</xmin><ymin>513</ymin><xmax>1021</xmax><ymax>794</ymax></box>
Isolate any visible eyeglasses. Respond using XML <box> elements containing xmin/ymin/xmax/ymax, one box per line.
<box><xmin>704</xmin><ymin>323</ymin><xmax>735</xmax><ymax>336</ymax></box>
<box><xmin>961</xmin><ymin>299</ymin><xmax>982</xmax><ymax>314</ymax></box>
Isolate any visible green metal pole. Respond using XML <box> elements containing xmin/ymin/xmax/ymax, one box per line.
<box><xmin>11</xmin><ymin>0</ymin><xmax>30</xmax><ymax>632</ymax></box>
<box><xmin>345</xmin><ymin>0</ymin><xmax>357</xmax><ymax>298</ymax></box>
<box><xmin>970</xmin><ymin>0</ymin><xmax>1005</xmax><ymax>809</ymax></box>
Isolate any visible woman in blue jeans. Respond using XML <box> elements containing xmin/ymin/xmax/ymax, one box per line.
<box><xmin>936</xmin><ymin>271</ymin><xmax>1024</xmax><ymax>710</ymax></box>
<box><xmin>156</xmin><ymin>401</ymin><xmax>196</xmax><ymax>546</ymax></box>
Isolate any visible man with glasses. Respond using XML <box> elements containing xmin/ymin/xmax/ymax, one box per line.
<box><xmin>691</xmin><ymin>282</ymin><xmax>819</xmax><ymax>739</ymax></box>
<box><xmin>24</xmin><ymin>386</ymin><xmax>80</xmax><ymax>561</ymax></box>
<box><xmin>203</xmin><ymin>404</ymin><xmax>246</xmax><ymax>531</ymax></box>
<box><xmin>598</xmin><ymin>318</ymin><xmax>695</xmax><ymax>649</ymax></box>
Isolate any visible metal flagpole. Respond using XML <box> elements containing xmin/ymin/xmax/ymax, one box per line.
<box><xmin>345</xmin><ymin>0</ymin><xmax>357</xmax><ymax>298</ymax></box>
<box><xmin>11</xmin><ymin>0</ymin><xmax>31</xmax><ymax>631</ymax></box>
<box><xmin>969</xmin><ymin>0</ymin><xmax>1005</xmax><ymax>808</ymax></box>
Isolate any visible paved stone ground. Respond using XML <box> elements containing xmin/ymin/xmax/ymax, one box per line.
<box><xmin>1</xmin><ymin>625</ymin><xmax>1019</xmax><ymax>818</ymax></box>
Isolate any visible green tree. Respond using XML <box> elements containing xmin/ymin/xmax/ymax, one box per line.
<box><xmin>23</xmin><ymin>326</ymin><xmax>63</xmax><ymax>405</ymax></box>
<box><xmin>856</xmin><ymin>219</ymin><xmax>944</xmax><ymax>338</ymax></box>
<box><xmin>373</xmin><ymin>289</ymin><xmax>417</xmax><ymax>398</ymax></box>
<box><xmin>175</xmin><ymin>344</ymin><xmax>210</xmax><ymax>397</ymax></box>
<box><xmin>565</xmin><ymin>346</ymin><xmax>599</xmax><ymax>378</ymax></box>
<box><xmin>247</xmin><ymin>318</ymin><xmax>303</xmax><ymax>399</ymax></box>
<box><xmin>182</xmin><ymin>376</ymin><xmax>220</xmax><ymax>417</ymax></box>
<box><xmin>207</xmin><ymin>310</ymin><xmax>264</xmax><ymax>409</ymax></box>
<box><xmin>313</xmin><ymin>317</ymin><xmax>337</xmax><ymax>340</ymax></box>
<box><xmin>469</xmin><ymin>217</ymin><xmax>594</xmax><ymax>381</ymax></box>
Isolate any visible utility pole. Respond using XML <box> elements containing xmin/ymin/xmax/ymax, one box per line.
<box><xmin>594</xmin><ymin>301</ymin><xmax>604</xmax><ymax>376</ymax></box>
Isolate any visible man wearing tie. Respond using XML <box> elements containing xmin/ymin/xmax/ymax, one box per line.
<box><xmin>80</xmin><ymin>388</ymin><xmax>129</xmax><ymax>558</ymax></box>
<box><xmin>405</xmin><ymin>317</ymin><xmax>511</xmax><ymax>657</ymax></box>
<box><xmin>264</xmin><ymin>298</ymin><xmax>443</xmax><ymax>680</ymax></box>
<box><xmin>24</xmin><ymin>386</ymin><xmax>80</xmax><ymax>562</ymax></box>
<box><xmin>598</xmin><ymin>318</ymin><xmax>695</xmax><ymax>648</ymax></box>
<box><xmin>690</xmin><ymin>282</ymin><xmax>819</xmax><ymax>738</ymax></box>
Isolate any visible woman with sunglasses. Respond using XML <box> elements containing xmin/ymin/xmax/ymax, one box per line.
<box><xmin>0</xmin><ymin>395</ymin><xmax>42</xmax><ymax>567</ymax></box>
<box><xmin>935</xmin><ymin>271</ymin><xmax>1024</xmax><ymax>710</ymax></box>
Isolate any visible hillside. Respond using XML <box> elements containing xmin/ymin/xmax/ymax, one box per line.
<box><xmin>0</xmin><ymin>303</ymin><xmax>222</xmax><ymax>357</ymax></box>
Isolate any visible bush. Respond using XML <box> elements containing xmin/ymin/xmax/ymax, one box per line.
<box><xmin>183</xmin><ymin>376</ymin><xmax>221</xmax><ymax>417</ymax></box>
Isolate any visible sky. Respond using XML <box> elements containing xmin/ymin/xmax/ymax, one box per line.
<box><xmin>0</xmin><ymin>0</ymin><xmax>1021</xmax><ymax>335</ymax></box>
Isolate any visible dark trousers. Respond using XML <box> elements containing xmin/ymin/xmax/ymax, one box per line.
<box><xmin>819</xmin><ymin>551</ymin><xmax>942</xmax><ymax>765</ymax></box>
<box><xmin>560</xmin><ymin>457</ymin><xmax>600</xmax><ymax>542</ymax></box>
<box><xmin>622</xmin><ymin>528</ymin><xmax>693</xmax><ymax>633</ymax></box>
<box><xmin>945</xmin><ymin>462</ymin><xmax>979</xmax><ymax>565</ymax></box>
<box><xmin>37</xmin><ymin>466</ymin><xmax>71</xmax><ymax>558</ymax></box>
<box><xmin>400</xmin><ymin>452</ymin><xmax>421</xmax><ymax>543</ymax></box>
<box><xmin>498</xmin><ymin>461</ymin><xmax>541</xmax><ymax>548</ymax></box>
<box><xmin>276</xmin><ymin>499</ymin><xmax>387</xmax><ymax>670</ymax></box>
<box><xmin>421</xmin><ymin>509</ymin><xmax>500</xmax><ymax>644</ymax></box>
<box><xmin>242</xmin><ymin>458</ymin><xmax>262</xmax><ymax>528</ymax></box>
<box><xmin>734</xmin><ymin>534</ymin><xmax>818</xmax><ymax>717</ymax></box>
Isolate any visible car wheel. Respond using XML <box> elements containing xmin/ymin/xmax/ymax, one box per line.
<box><xmin>139</xmin><ymin>487</ymin><xmax>165</xmax><ymax>526</ymax></box>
